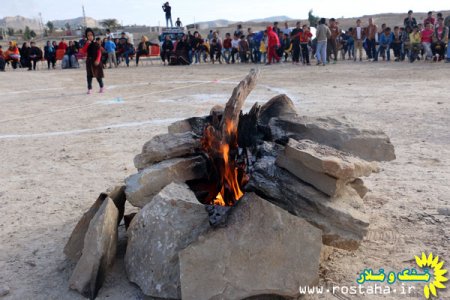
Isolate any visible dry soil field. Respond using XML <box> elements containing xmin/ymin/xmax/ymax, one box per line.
<box><xmin>0</xmin><ymin>60</ymin><xmax>449</xmax><ymax>300</ymax></box>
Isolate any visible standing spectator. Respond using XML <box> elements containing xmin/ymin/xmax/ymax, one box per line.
<box><xmin>238</xmin><ymin>35</ymin><xmax>249</xmax><ymax>63</ymax></box>
<box><xmin>162</xmin><ymin>2</ymin><xmax>173</xmax><ymax>28</ymax></box>
<box><xmin>81</xmin><ymin>28</ymin><xmax>105</xmax><ymax>94</ymax></box>
<box><xmin>190</xmin><ymin>31</ymin><xmax>201</xmax><ymax>64</ymax></box>
<box><xmin>222</xmin><ymin>33</ymin><xmax>232</xmax><ymax>64</ymax></box>
<box><xmin>175</xmin><ymin>18</ymin><xmax>182</xmax><ymax>28</ymax></box>
<box><xmin>260</xmin><ymin>31</ymin><xmax>268</xmax><ymax>64</ymax></box>
<box><xmin>161</xmin><ymin>34</ymin><xmax>174</xmax><ymax>65</ymax></box>
<box><xmin>234</xmin><ymin>24</ymin><xmax>243</xmax><ymax>37</ymax></box>
<box><xmin>365</xmin><ymin>17</ymin><xmax>378</xmax><ymax>61</ymax></box>
<box><xmin>252</xmin><ymin>30</ymin><xmax>264</xmax><ymax>63</ymax></box>
<box><xmin>272</xmin><ymin>22</ymin><xmax>281</xmax><ymax>36</ymax></box>
<box><xmin>27</xmin><ymin>42</ymin><xmax>42</xmax><ymax>71</ymax></box>
<box><xmin>391</xmin><ymin>26</ymin><xmax>403</xmax><ymax>61</ymax></box>
<box><xmin>353</xmin><ymin>19</ymin><xmax>364</xmax><ymax>61</ymax></box>
<box><xmin>246</xmin><ymin>28</ymin><xmax>256</xmax><ymax>63</ymax></box>
<box><xmin>315</xmin><ymin>18</ymin><xmax>331</xmax><ymax>66</ymax></box>
<box><xmin>290</xmin><ymin>22</ymin><xmax>302</xmax><ymax>64</ymax></box>
<box><xmin>432</xmin><ymin>17</ymin><xmax>448</xmax><ymax>61</ymax></box>
<box><xmin>104</xmin><ymin>37</ymin><xmax>117</xmax><ymax>68</ymax></box>
<box><xmin>44</xmin><ymin>41</ymin><xmax>56</xmax><ymax>69</ymax></box>
<box><xmin>421</xmin><ymin>23</ymin><xmax>434</xmax><ymax>60</ymax></box>
<box><xmin>281</xmin><ymin>33</ymin><xmax>291</xmax><ymax>62</ymax></box>
<box><xmin>404</xmin><ymin>10</ymin><xmax>417</xmax><ymax>29</ymax></box>
<box><xmin>300</xmin><ymin>25</ymin><xmax>312</xmax><ymax>65</ymax></box>
<box><xmin>375</xmin><ymin>27</ymin><xmax>393</xmax><ymax>61</ymax></box>
<box><xmin>266</xmin><ymin>26</ymin><xmax>281</xmax><ymax>65</ymax></box>
<box><xmin>327</xmin><ymin>18</ymin><xmax>340</xmax><ymax>63</ymax></box>
<box><xmin>282</xmin><ymin>22</ymin><xmax>292</xmax><ymax>36</ymax></box>
<box><xmin>424</xmin><ymin>11</ymin><xmax>435</xmax><ymax>26</ymax></box>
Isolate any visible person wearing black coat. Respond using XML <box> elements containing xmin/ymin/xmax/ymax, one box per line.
<box><xmin>161</xmin><ymin>35</ymin><xmax>174</xmax><ymax>65</ymax></box>
<box><xmin>29</xmin><ymin>42</ymin><xmax>43</xmax><ymax>70</ymax></box>
<box><xmin>20</xmin><ymin>42</ymin><xmax>31</xmax><ymax>70</ymax></box>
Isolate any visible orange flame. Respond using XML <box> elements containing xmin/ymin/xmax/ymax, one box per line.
<box><xmin>201</xmin><ymin>119</ymin><xmax>245</xmax><ymax>206</ymax></box>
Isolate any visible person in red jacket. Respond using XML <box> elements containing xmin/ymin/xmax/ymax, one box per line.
<box><xmin>266</xmin><ymin>26</ymin><xmax>280</xmax><ymax>65</ymax></box>
<box><xmin>81</xmin><ymin>28</ymin><xmax>104</xmax><ymax>94</ymax></box>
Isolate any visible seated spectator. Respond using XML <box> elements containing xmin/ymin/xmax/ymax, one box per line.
<box><xmin>175</xmin><ymin>34</ymin><xmax>190</xmax><ymax>65</ymax></box>
<box><xmin>210</xmin><ymin>37</ymin><xmax>222</xmax><ymax>64</ymax></box>
<box><xmin>421</xmin><ymin>23</ymin><xmax>434</xmax><ymax>60</ymax></box>
<box><xmin>391</xmin><ymin>26</ymin><xmax>402</xmax><ymax>61</ymax></box>
<box><xmin>58</xmin><ymin>38</ymin><xmax>68</xmax><ymax>52</ymax></box>
<box><xmin>4</xmin><ymin>41</ymin><xmax>20</xmax><ymax>69</ymax></box>
<box><xmin>161</xmin><ymin>35</ymin><xmax>174</xmax><ymax>65</ymax></box>
<box><xmin>135</xmin><ymin>35</ymin><xmax>158</xmax><ymax>66</ymax></box>
<box><xmin>409</xmin><ymin>26</ymin><xmax>422</xmax><ymax>62</ymax></box>
<box><xmin>375</xmin><ymin>27</ymin><xmax>393</xmax><ymax>62</ymax></box>
<box><xmin>20</xmin><ymin>42</ymin><xmax>31</xmax><ymax>70</ymax></box>
<box><xmin>222</xmin><ymin>33</ymin><xmax>232</xmax><ymax>64</ymax></box>
<box><xmin>432</xmin><ymin>17</ymin><xmax>448</xmax><ymax>61</ymax></box>
<box><xmin>0</xmin><ymin>45</ymin><xmax>5</xmax><ymax>71</ymax></box>
<box><xmin>282</xmin><ymin>33</ymin><xmax>291</xmax><ymax>61</ymax></box>
<box><xmin>62</xmin><ymin>41</ymin><xmax>79</xmax><ymax>69</ymax></box>
<box><xmin>44</xmin><ymin>41</ymin><xmax>56</xmax><ymax>69</ymax></box>
<box><xmin>29</xmin><ymin>41</ymin><xmax>43</xmax><ymax>70</ymax></box>
<box><xmin>117</xmin><ymin>38</ymin><xmax>134</xmax><ymax>67</ymax></box>
<box><xmin>230</xmin><ymin>34</ymin><xmax>240</xmax><ymax>64</ymax></box>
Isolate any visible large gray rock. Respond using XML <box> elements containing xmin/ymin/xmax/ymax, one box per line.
<box><xmin>69</xmin><ymin>198</ymin><xmax>118</xmax><ymax>299</ymax></box>
<box><xmin>269</xmin><ymin>116</ymin><xmax>396</xmax><ymax>162</ymax></box>
<box><xmin>134</xmin><ymin>132</ymin><xmax>201</xmax><ymax>170</ymax></box>
<box><xmin>246</xmin><ymin>152</ymin><xmax>369</xmax><ymax>250</ymax></box>
<box><xmin>125</xmin><ymin>182</ymin><xmax>209</xmax><ymax>299</ymax></box>
<box><xmin>259</xmin><ymin>94</ymin><xmax>297</xmax><ymax>125</ymax></box>
<box><xmin>179</xmin><ymin>193</ymin><xmax>322</xmax><ymax>300</ymax></box>
<box><xmin>125</xmin><ymin>156</ymin><xmax>207</xmax><ymax>208</ymax></box>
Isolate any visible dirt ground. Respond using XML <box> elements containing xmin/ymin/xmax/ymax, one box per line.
<box><xmin>0</xmin><ymin>60</ymin><xmax>449</xmax><ymax>300</ymax></box>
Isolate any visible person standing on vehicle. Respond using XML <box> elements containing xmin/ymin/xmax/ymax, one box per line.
<box><xmin>162</xmin><ymin>2</ymin><xmax>173</xmax><ymax>28</ymax></box>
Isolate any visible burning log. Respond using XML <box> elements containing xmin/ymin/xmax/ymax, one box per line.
<box><xmin>200</xmin><ymin>69</ymin><xmax>260</xmax><ymax>206</ymax></box>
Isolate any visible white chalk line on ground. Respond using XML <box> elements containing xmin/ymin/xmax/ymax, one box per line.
<box><xmin>0</xmin><ymin>118</ymin><xmax>181</xmax><ymax>140</ymax></box>
<box><xmin>0</xmin><ymin>74</ymin><xmax>247</xmax><ymax>124</ymax></box>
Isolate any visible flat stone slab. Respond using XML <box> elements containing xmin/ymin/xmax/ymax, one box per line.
<box><xmin>125</xmin><ymin>156</ymin><xmax>207</xmax><ymax>208</ymax></box>
<box><xmin>269</xmin><ymin>115</ymin><xmax>396</xmax><ymax>162</ymax></box>
<box><xmin>179</xmin><ymin>193</ymin><xmax>322</xmax><ymax>300</ymax></box>
<box><xmin>284</xmin><ymin>139</ymin><xmax>378</xmax><ymax>179</ymax></box>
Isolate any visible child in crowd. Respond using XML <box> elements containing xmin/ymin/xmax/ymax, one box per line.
<box><xmin>238</xmin><ymin>35</ymin><xmax>249</xmax><ymax>63</ymax></box>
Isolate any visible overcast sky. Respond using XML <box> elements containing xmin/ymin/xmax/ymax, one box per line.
<box><xmin>2</xmin><ymin>0</ymin><xmax>449</xmax><ymax>26</ymax></box>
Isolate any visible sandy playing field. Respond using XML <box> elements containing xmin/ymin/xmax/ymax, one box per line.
<box><xmin>0</xmin><ymin>61</ymin><xmax>449</xmax><ymax>300</ymax></box>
